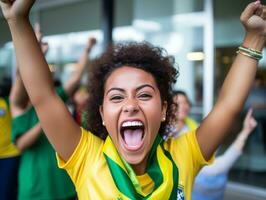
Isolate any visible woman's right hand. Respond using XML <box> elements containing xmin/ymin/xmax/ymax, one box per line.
<box><xmin>0</xmin><ymin>0</ymin><xmax>35</xmax><ymax>22</ymax></box>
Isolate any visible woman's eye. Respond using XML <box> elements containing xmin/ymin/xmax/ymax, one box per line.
<box><xmin>110</xmin><ymin>95</ymin><xmax>124</xmax><ymax>102</ymax></box>
<box><xmin>138</xmin><ymin>93</ymin><xmax>152</xmax><ymax>100</ymax></box>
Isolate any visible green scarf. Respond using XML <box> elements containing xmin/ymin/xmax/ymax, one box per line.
<box><xmin>103</xmin><ymin>134</ymin><xmax>179</xmax><ymax>199</ymax></box>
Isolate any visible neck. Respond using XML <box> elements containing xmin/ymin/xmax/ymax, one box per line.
<box><xmin>131</xmin><ymin>156</ymin><xmax>148</xmax><ymax>175</ymax></box>
<box><xmin>177</xmin><ymin>120</ymin><xmax>185</xmax><ymax>130</ymax></box>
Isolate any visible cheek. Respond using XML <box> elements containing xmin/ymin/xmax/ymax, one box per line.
<box><xmin>144</xmin><ymin>103</ymin><xmax>164</xmax><ymax>129</ymax></box>
<box><xmin>179</xmin><ymin>104</ymin><xmax>187</xmax><ymax>112</ymax></box>
<box><xmin>102</xmin><ymin>103</ymin><xmax>120</xmax><ymax>133</ymax></box>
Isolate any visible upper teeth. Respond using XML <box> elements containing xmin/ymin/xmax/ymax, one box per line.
<box><xmin>122</xmin><ymin>121</ymin><xmax>143</xmax><ymax>127</ymax></box>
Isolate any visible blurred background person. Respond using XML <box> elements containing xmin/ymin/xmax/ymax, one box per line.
<box><xmin>71</xmin><ymin>85</ymin><xmax>90</xmax><ymax>126</ymax></box>
<box><xmin>0</xmin><ymin>76</ymin><xmax>20</xmax><ymax>200</ymax></box>
<box><xmin>192</xmin><ymin>108</ymin><xmax>257</xmax><ymax>200</ymax></box>
<box><xmin>165</xmin><ymin>90</ymin><xmax>198</xmax><ymax>140</ymax></box>
<box><xmin>67</xmin><ymin>38</ymin><xmax>96</xmax><ymax>126</ymax></box>
<box><xmin>244</xmin><ymin>74</ymin><xmax>266</xmax><ymax>152</ymax></box>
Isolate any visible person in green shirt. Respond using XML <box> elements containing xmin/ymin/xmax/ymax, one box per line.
<box><xmin>9</xmin><ymin>25</ymin><xmax>96</xmax><ymax>200</ymax></box>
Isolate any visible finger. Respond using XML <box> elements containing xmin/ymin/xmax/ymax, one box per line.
<box><xmin>34</xmin><ymin>23</ymin><xmax>41</xmax><ymax>33</ymax></box>
<box><xmin>246</xmin><ymin>107</ymin><xmax>253</xmax><ymax>119</ymax></box>
<box><xmin>34</xmin><ymin>23</ymin><xmax>43</xmax><ymax>42</ymax></box>
<box><xmin>261</xmin><ymin>5</ymin><xmax>266</xmax><ymax>20</ymax></box>
<box><xmin>255</xmin><ymin>4</ymin><xmax>263</xmax><ymax>16</ymax></box>
<box><xmin>41</xmin><ymin>42</ymin><xmax>49</xmax><ymax>54</ymax></box>
<box><xmin>240</xmin><ymin>1</ymin><xmax>261</xmax><ymax>23</ymax></box>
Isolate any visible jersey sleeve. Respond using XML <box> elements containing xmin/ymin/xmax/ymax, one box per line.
<box><xmin>166</xmin><ymin>130</ymin><xmax>215</xmax><ymax>176</ymax></box>
<box><xmin>56</xmin><ymin>128</ymin><xmax>104</xmax><ymax>188</ymax></box>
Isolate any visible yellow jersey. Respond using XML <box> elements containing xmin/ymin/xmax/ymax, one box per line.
<box><xmin>57</xmin><ymin>128</ymin><xmax>213</xmax><ymax>200</ymax></box>
<box><xmin>0</xmin><ymin>97</ymin><xmax>20</xmax><ymax>158</ymax></box>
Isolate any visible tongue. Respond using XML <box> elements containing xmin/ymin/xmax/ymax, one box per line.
<box><xmin>123</xmin><ymin>129</ymin><xmax>143</xmax><ymax>147</ymax></box>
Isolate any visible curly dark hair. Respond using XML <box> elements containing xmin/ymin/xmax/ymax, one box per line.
<box><xmin>168</xmin><ymin>90</ymin><xmax>190</xmax><ymax>126</ymax></box>
<box><xmin>85</xmin><ymin>41</ymin><xmax>179</xmax><ymax>139</ymax></box>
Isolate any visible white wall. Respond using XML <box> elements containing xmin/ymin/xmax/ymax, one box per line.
<box><xmin>0</xmin><ymin>0</ymin><xmax>133</xmax><ymax>45</ymax></box>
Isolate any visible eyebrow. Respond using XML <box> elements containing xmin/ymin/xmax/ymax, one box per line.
<box><xmin>106</xmin><ymin>84</ymin><xmax>155</xmax><ymax>95</ymax></box>
<box><xmin>136</xmin><ymin>84</ymin><xmax>155</xmax><ymax>92</ymax></box>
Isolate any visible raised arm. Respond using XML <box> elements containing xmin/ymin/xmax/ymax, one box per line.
<box><xmin>9</xmin><ymin>69</ymin><xmax>29</xmax><ymax>116</ymax></box>
<box><xmin>196</xmin><ymin>1</ymin><xmax>266</xmax><ymax>160</ymax></box>
<box><xmin>232</xmin><ymin>108</ymin><xmax>257</xmax><ymax>151</ymax></box>
<box><xmin>9</xmin><ymin>25</ymin><xmax>48</xmax><ymax>116</ymax></box>
<box><xmin>63</xmin><ymin>37</ymin><xmax>96</xmax><ymax>96</ymax></box>
<box><xmin>0</xmin><ymin>0</ymin><xmax>81</xmax><ymax>161</ymax></box>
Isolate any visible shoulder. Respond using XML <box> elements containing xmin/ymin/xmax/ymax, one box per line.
<box><xmin>58</xmin><ymin>128</ymin><xmax>104</xmax><ymax>168</ymax></box>
<box><xmin>164</xmin><ymin>130</ymin><xmax>214</xmax><ymax>169</ymax></box>
<box><xmin>185</xmin><ymin>117</ymin><xmax>198</xmax><ymax>130</ymax></box>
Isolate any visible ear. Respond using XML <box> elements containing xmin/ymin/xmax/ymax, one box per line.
<box><xmin>161</xmin><ymin>101</ymin><xmax>168</xmax><ymax>122</ymax></box>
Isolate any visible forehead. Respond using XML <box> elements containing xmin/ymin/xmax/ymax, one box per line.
<box><xmin>173</xmin><ymin>94</ymin><xmax>187</xmax><ymax>101</ymax></box>
<box><xmin>177</xmin><ymin>94</ymin><xmax>189</xmax><ymax>103</ymax></box>
<box><xmin>104</xmin><ymin>66</ymin><xmax>158</xmax><ymax>91</ymax></box>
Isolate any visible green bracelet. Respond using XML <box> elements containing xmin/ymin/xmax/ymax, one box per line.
<box><xmin>237</xmin><ymin>50</ymin><xmax>260</xmax><ymax>60</ymax></box>
<box><xmin>237</xmin><ymin>46</ymin><xmax>263</xmax><ymax>60</ymax></box>
<box><xmin>239</xmin><ymin>46</ymin><xmax>262</xmax><ymax>57</ymax></box>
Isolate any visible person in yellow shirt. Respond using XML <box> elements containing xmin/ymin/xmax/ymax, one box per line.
<box><xmin>0</xmin><ymin>79</ymin><xmax>20</xmax><ymax>200</ymax></box>
<box><xmin>1</xmin><ymin>1</ymin><xmax>265</xmax><ymax>199</ymax></box>
<box><xmin>165</xmin><ymin>90</ymin><xmax>198</xmax><ymax>140</ymax></box>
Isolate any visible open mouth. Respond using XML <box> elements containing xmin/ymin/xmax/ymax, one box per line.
<box><xmin>120</xmin><ymin>120</ymin><xmax>145</xmax><ymax>151</ymax></box>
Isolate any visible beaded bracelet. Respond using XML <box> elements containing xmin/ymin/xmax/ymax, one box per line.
<box><xmin>237</xmin><ymin>46</ymin><xmax>263</xmax><ymax>60</ymax></box>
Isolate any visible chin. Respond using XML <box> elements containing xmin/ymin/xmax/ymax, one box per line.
<box><xmin>122</xmin><ymin>153</ymin><xmax>146</xmax><ymax>165</ymax></box>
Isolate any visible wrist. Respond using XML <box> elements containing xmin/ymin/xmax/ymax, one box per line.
<box><xmin>242</xmin><ymin>33</ymin><xmax>266</xmax><ymax>52</ymax></box>
<box><xmin>7</xmin><ymin>16</ymin><xmax>30</xmax><ymax>27</ymax></box>
<box><xmin>238</xmin><ymin>130</ymin><xmax>249</xmax><ymax>141</ymax></box>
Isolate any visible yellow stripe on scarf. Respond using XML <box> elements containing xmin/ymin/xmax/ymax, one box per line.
<box><xmin>103</xmin><ymin>135</ymin><xmax>179</xmax><ymax>199</ymax></box>
<box><xmin>103</xmin><ymin>137</ymin><xmax>128</xmax><ymax>173</ymax></box>
<box><xmin>145</xmin><ymin>145</ymin><xmax>173</xmax><ymax>199</ymax></box>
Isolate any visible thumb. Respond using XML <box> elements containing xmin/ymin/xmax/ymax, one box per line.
<box><xmin>247</xmin><ymin>107</ymin><xmax>253</xmax><ymax>119</ymax></box>
<box><xmin>251</xmin><ymin>118</ymin><xmax>258</xmax><ymax>128</ymax></box>
<box><xmin>244</xmin><ymin>108</ymin><xmax>253</xmax><ymax>123</ymax></box>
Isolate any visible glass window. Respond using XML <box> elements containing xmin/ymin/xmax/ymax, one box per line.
<box><xmin>216</xmin><ymin>47</ymin><xmax>266</xmax><ymax>188</ymax></box>
<box><xmin>0</xmin><ymin>45</ymin><xmax>13</xmax><ymax>79</ymax></box>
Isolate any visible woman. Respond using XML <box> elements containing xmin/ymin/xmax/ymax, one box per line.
<box><xmin>0</xmin><ymin>0</ymin><xmax>265</xmax><ymax>199</ymax></box>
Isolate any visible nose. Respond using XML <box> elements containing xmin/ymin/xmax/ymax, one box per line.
<box><xmin>122</xmin><ymin>99</ymin><xmax>139</xmax><ymax>114</ymax></box>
